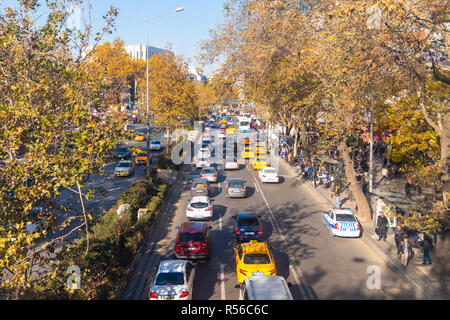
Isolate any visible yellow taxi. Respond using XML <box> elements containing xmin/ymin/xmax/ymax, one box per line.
<box><xmin>226</xmin><ymin>125</ymin><xmax>236</xmax><ymax>135</ymax></box>
<box><xmin>135</xmin><ymin>152</ymin><xmax>150</xmax><ymax>165</ymax></box>
<box><xmin>241</xmin><ymin>147</ymin><xmax>254</xmax><ymax>159</ymax></box>
<box><xmin>135</xmin><ymin>132</ymin><xmax>145</xmax><ymax>141</ymax></box>
<box><xmin>253</xmin><ymin>146</ymin><xmax>266</xmax><ymax>155</ymax></box>
<box><xmin>241</xmin><ymin>137</ymin><xmax>250</xmax><ymax>145</ymax></box>
<box><xmin>127</xmin><ymin>129</ymin><xmax>135</xmax><ymax>139</ymax></box>
<box><xmin>220</xmin><ymin>118</ymin><xmax>227</xmax><ymax>125</ymax></box>
<box><xmin>234</xmin><ymin>240</ymin><xmax>277</xmax><ymax>284</ymax></box>
<box><xmin>251</xmin><ymin>155</ymin><xmax>268</xmax><ymax>170</ymax></box>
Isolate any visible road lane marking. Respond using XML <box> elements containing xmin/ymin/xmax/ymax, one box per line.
<box><xmin>220</xmin><ymin>264</ymin><xmax>226</xmax><ymax>300</ymax></box>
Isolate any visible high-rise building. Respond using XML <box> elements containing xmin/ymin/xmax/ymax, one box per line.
<box><xmin>124</xmin><ymin>44</ymin><xmax>165</xmax><ymax>60</ymax></box>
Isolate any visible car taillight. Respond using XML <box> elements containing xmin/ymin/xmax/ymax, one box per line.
<box><xmin>179</xmin><ymin>291</ymin><xmax>189</xmax><ymax>298</ymax></box>
<box><xmin>187</xmin><ymin>207</ymin><xmax>194</xmax><ymax>211</ymax></box>
<box><xmin>269</xmin><ymin>269</ymin><xmax>276</xmax><ymax>275</ymax></box>
<box><xmin>200</xmin><ymin>175</ymin><xmax>204</xmax><ymax>178</ymax></box>
<box><xmin>236</xmin><ymin>229</ymin><xmax>241</xmax><ymax>235</ymax></box>
<box><xmin>212</xmin><ymin>175</ymin><xmax>216</xmax><ymax>177</ymax></box>
<box><xmin>356</xmin><ymin>224</ymin><xmax>360</xmax><ymax>230</ymax></box>
<box><xmin>239</xmin><ymin>269</ymin><xmax>247</xmax><ymax>275</ymax></box>
<box><xmin>334</xmin><ymin>223</ymin><xmax>339</xmax><ymax>229</ymax></box>
<box><xmin>258</xmin><ymin>228</ymin><xmax>262</xmax><ymax>235</ymax></box>
<box><xmin>262</xmin><ymin>175</ymin><xmax>266</xmax><ymax>178</ymax></box>
<box><xmin>149</xmin><ymin>291</ymin><xmax>157</xmax><ymax>299</ymax></box>
<box><xmin>276</xmin><ymin>176</ymin><xmax>279</xmax><ymax>178</ymax></box>
<box><xmin>240</xmin><ymin>188</ymin><xmax>245</xmax><ymax>192</ymax></box>
<box><xmin>205</xmin><ymin>207</ymin><xmax>211</xmax><ymax>211</ymax></box>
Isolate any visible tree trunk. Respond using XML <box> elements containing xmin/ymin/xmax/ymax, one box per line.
<box><xmin>431</xmin><ymin>229</ymin><xmax>450</xmax><ymax>281</ymax></box>
<box><xmin>339</xmin><ymin>140</ymin><xmax>372</xmax><ymax>221</ymax></box>
<box><xmin>440</xmin><ymin>112</ymin><xmax>449</xmax><ymax>207</ymax></box>
<box><xmin>293</xmin><ymin>126</ymin><xmax>299</xmax><ymax>158</ymax></box>
<box><xmin>166</xmin><ymin>127</ymin><xmax>170</xmax><ymax>153</ymax></box>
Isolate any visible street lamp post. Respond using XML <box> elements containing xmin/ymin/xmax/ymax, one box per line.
<box><xmin>123</xmin><ymin>8</ymin><xmax>184</xmax><ymax>178</ymax></box>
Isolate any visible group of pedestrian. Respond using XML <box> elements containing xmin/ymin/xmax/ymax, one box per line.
<box><xmin>388</xmin><ymin>221</ymin><xmax>434</xmax><ymax>268</ymax></box>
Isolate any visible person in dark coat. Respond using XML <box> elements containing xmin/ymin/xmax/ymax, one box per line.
<box><xmin>394</xmin><ymin>225</ymin><xmax>405</xmax><ymax>255</ymax></box>
<box><xmin>421</xmin><ymin>234</ymin><xmax>433</xmax><ymax>265</ymax></box>
<box><xmin>377</xmin><ymin>212</ymin><xmax>389</xmax><ymax>241</ymax></box>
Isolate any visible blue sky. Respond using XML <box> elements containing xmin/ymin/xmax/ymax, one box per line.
<box><xmin>90</xmin><ymin>0</ymin><xmax>227</xmax><ymax>75</ymax></box>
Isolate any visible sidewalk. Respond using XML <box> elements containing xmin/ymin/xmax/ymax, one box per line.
<box><xmin>279</xmin><ymin>157</ymin><xmax>448</xmax><ymax>300</ymax></box>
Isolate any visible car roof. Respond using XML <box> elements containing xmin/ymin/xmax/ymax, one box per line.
<box><xmin>245</xmin><ymin>276</ymin><xmax>292</xmax><ymax>300</ymax></box>
<box><xmin>201</xmin><ymin>167</ymin><xmax>216</xmax><ymax>171</ymax></box>
<box><xmin>158</xmin><ymin>260</ymin><xmax>187</xmax><ymax>273</ymax></box>
<box><xmin>118</xmin><ymin>160</ymin><xmax>132</xmax><ymax>164</ymax></box>
<box><xmin>229</xmin><ymin>178</ymin><xmax>243</xmax><ymax>182</ymax></box>
<box><xmin>180</xmin><ymin>221</ymin><xmax>205</xmax><ymax>233</ymax></box>
<box><xmin>242</xmin><ymin>241</ymin><xmax>269</xmax><ymax>254</ymax></box>
<box><xmin>237</xmin><ymin>212</ymin><xmax>257</xmax><ymax>219</ymax></box>
<box><xmin>332</xmin><ymin>208</ymin><xmax>354</xmax><ymax>215</ymax></box>
<box><xmin>191</xmin><ymin>196</ymin><xmax>210</xmax><ymax>202</ymax></box>
<box><xmin>262</xmin><ymin>167</ymin><xmax>276</xmax><ymax>171</ymax></box>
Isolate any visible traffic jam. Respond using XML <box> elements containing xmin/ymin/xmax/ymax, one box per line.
<box><xmin>148</xmin><ymin>107</ymin><xmax>362</xmax><ymax>301</ymax></box>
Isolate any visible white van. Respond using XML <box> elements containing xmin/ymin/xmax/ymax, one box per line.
<box><xmin>239</xmin><ymin>275</ymin><xmax>293</xmax><ymax>300</ymax></box>
<box><xmin>239</xmin><ymin>119</ymin><xmax>251</xmax><ymax>132</ymax></box>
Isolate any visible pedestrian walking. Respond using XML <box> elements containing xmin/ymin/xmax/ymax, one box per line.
<box><xmin>335</xmin><ymin>184</ymin><xmax>341</xmax><ymax>208</ymax></box>
<box><xmin>399</xmin><ymin>237</ymin><xmax>413</xmax><ymax>269</ymax></box>
<box><xmin>394</xmin><ymin>225</ymin><xmax>405</xmax><ymax>255</ymax></box>
<box><xmin>307</xmin><ymin>166</ymin><xmax>313</xmax><ymax>182</ymax></box>
<box><xmin>421</xmin><ymin>234</ymin><xmax>433</xmax><ymax>265</ymax></box>
<box><xmin>376</xmin><ymin>212</ymin><xmax>389</xmax><ymax>241</ymax></box>
<box><xmin>380</xmin><ymin>167</ymin><xmax>389</xmax><ymax>184</ymax></box>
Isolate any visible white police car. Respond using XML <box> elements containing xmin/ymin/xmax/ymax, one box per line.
<box><xmin>322</xmin><ymin>208</ymin><xmax>361</xmax><ymax>237</ymax></box>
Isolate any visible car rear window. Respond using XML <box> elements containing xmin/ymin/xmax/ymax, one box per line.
<box><xmin>229</xmin><ymin>181</ymin><xmax>243</xmax><ymax>188</ymax></box>
<box><xmin>336</xmin><ymin>214</ymin><xmax>356</xmax><ymax>222</ymax></box>
<box><xmin>264</xmin><ymin>169</ymin><xmax>276</xmax><ymax>174</ymax></box>
<box><xmin>152</xmin><ymin>141</ymin><xmax>160</xmax><ymax>144</ymax></box>
<box><xmin>117</xmin><ymin>162</ymin><xmax>131</xmax><ymax>168</ymax></box>
<box><xmin>179</xmin><ymin>232</ymin><xmax>205</xmax><ymax>242</ymax></box>
<box><xmin>201</xmin><ymin>169</ymin><xmax>214</xmax><ymax>174</ymax></box>
<box><xmin>155</xmin><ymin>272</ymin><xmax>184</xmax><ymax>285</ymax></box>
<box><xmin>238</xmin><ymin>217</ymin><xmax>259</xmax><ymax>227</ymax></box>
<box><xmin>193</xmin><ymin>183</ymin><xmax>206</xmax><ymax>189</ymax></box>
<box><xmin>191</xmin><ymin>202</ymin><xmax>209</xmax><ymax>209</ymax></box>
<box><xmin>244</xmin><ymin>253</ymin><xmax>270</xmax><ymax>264</ymax></box>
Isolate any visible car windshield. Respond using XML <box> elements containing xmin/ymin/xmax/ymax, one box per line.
<box><xmin>152</xmin><ymin>141</ymin><xmax>160</xmax><ymax>144</ymax></box>
<box><xmin>117</xmin><ymin>162</ymin><xmax>130</xmax><ymax>168</ymax></box>
<box><xmin>336</xmin><ymin>214</ymin><xmax>356</xmax><ymax>222</ymax></box>
<box><xmin>198</xmin><ymin>158</ymin><xmax>208</xmax><ymax>162</ymax></box>
<box><xmin>190</xmin><ymin>202</ymin><xmax>209</xmax><ymax>208</ymax></box>
<box><xmin>238</xmin><ymin>217</ymin><xmax>259</xmax><ymax>227</ymax></box>
<box><xmin>117</xmin><ymin>148</ymin><xmax>127</xmax><ymax>153</ymax></box>
<box><xmin>264</xmin><ymin>169</ymin><xmax>277</xmax><ymax>174</ymax></box>
<box><xmin>179</xmin><ymin>232</ymin><xmax>205</xmax><ymax>242</ymax></box>
<box><xmin>229</xmin><ymin>181</ymin><xmax>243</xmax><ymax>188</ymax></box>
<box><xmin>240</xmin><ymin>122</ymin><xmax>249</xmax><ymax>126</ymax></box>
<box><xmin>155</xmin><ymin>272</ymin><xmax>184</xmax><ymax>286</ymax></box>
<box><xmin>226</xmin><ymin>156</ymin><xmax>235</xmax><ymax>162</ymax></box>
<box><xmin>244</xmin><ymin>253</ymin><xmax>270</xmax><ymax>264</ymax></box>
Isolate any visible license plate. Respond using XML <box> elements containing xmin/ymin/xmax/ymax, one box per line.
<box><xmin>187</xmin><ymin>247</ymin><xmax>197</xmax><ymax>251</ymax></box>
<box><xmin>232</xmin><ymin>190</ymin><xmax>240</xmax><ymax>193</ymax></box>
<box><xmin>161</xmin><ymin>296</ymin><xmax>174</xmax><ymax>300</ymax></box>
<box><xmin>252</xmin><ymin>272</ymin><xmax>264</xmax><ymax>276</ymax></box>
<box><xmin>245</xmin><ymin>232</ymin><xmax>254</xmax><ymax>235</ymax></box>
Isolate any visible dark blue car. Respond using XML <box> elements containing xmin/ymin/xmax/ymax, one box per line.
<box><xmin>232</xmin><ymin>212</ymin><xmax>263</xmax><ymax>242</ymax></box>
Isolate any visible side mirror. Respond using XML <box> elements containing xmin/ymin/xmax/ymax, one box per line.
<box><xmin>287</xmin><ymin>282</ymin><xmax>293</xmax><ymax>289</ymax></box>
<box><xmin>234</xmin><ymin>284</ymin><xmax>241</xmax><ymax>289</ymax></box>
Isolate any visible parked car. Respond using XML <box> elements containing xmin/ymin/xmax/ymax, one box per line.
<box><xmin>190</xmin><ymin>178</ymin><xmax>210</xmax><ymax>196</ymax></box>
<box><xmin>114</xmin><ymin>160</ymin><xmax>135</xmax><ymax>177</ymax></box>
<box><xmin>149</xmin><ymin>260</ymin><xmax>195</xmax><ymax>300</ymax></box>
<box><xmin>226</xmin><ymin>178</ymin><xmax>247</xmax><ymax>198</ymax></box>
<box><xmin>175</xmin><ymin>222</ymin><xmax>211</xmax><ymax>261</ymax></box>
<box><xmin>186</xmin><ymin>196</ymin><xmax>214</xmax><ymax>221</ymax></box>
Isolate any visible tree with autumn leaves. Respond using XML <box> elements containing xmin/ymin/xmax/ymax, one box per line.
<box><xmin>200</xmin><ymin>0</ymin><xmax>449</xmax><ymax>276</ymax></box>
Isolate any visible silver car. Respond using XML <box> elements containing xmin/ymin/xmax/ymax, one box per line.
<box><xmin>200</xmin><ymin>167</ymin><xmax>218</xmax><ymax>183</ymax></box>
<box><xmin>226</xmin><ymin>178</ymin><xmax>247</xmax><ymax>198</ymax></box>
<box><xmin>114</xmin><ymin>160</ymin><xmax>135</xmax><ymax>177</ymax></box>
<box><xmin>224</xmin><ymin>155</ymin><xmax>239</xmax><ymax>170</ymax></box>
<box><xmin>149</xmin><ymin>260</ymin><xmax>195</xmax><ymax>300</ymax></box>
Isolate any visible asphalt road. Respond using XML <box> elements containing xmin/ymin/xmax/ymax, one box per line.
<box><xmin>122</xmin><ymin>127</ymin><xmax>424</xmax><ymax>300</ymax></box>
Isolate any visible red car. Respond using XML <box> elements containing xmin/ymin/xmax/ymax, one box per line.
<box><xmin>175</xmin><ymin>222</ymin><xmax>211</xmax><ymax>261</ymax></box>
